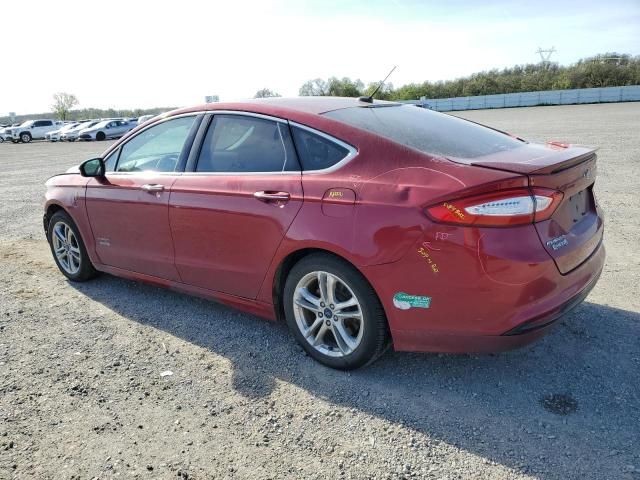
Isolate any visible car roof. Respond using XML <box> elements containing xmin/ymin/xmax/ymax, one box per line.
<box><xmin>171</xmin><ymin>96</ymin><xmax>400</xmax><ymax>117</ymax></box>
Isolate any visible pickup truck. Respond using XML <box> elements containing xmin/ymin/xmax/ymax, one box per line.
<box><xmin>6</xmin><ymin>119</ymin><xmax>64</xmax><ymax>143</ymax></box>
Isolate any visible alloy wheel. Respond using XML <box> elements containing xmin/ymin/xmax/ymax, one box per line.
<box><xmin>51</xmin><ymin>221</ymin><xmax>81</xmax><ymax>275</ymax></box>
<box><xmin>293</xmin><ymin>271</ymin><xmax>364</xmax><ymax>357</ymax></box>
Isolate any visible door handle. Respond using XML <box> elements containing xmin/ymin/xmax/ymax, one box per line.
<box><xmin>141</xmin><ymin>184</ymin><xmax>165</xmax><ymax>193</ymax></box>
<box><xmin>254</xmin><ymin>191</ymin><xmax>290</xmax><ymax>202</ymax></box>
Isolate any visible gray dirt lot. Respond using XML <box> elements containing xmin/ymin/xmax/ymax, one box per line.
<box><xmin>0</xmin><ymin>102</ymin><xmax>639</xmax><ymax>480</ymax></box>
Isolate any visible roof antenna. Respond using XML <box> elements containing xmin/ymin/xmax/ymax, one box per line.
<box><xmin>359</xmin><ymin>66</ymin><xmax>397</xmax><ymax>103</ymax></box>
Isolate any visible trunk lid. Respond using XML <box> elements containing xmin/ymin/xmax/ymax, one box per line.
<box><xmin>451</xmin><ymin>143</ymin><xmax>604</xmax><ymax>274</ymax></box>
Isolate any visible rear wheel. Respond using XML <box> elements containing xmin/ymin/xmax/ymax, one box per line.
<box><xmin>47</xmin><ymin>210</ymin><xmax>98</xmax><ymax>282</ymax></box>
<box><xmin>20</xmin><ymin>132</ymin><xmax>32</xmax><ymax>143</ymax></box>
<box><xmin>284</xmin><ymin>253</ymin><xmax>389</xmax><ymax>370</ymax></box>
<box><xmin>96</xmin><ymin>131</ymin><xmax>106</xmax><ymax>141</ymax></box>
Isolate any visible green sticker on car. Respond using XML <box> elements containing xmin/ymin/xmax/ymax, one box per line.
<box><xmin>393</xmin><ymin>292</ymin><xmax>431</xmax><ymax>310</ymax></box>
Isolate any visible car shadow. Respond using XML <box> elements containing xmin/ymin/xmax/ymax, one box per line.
<box><xmin>70</xmin><ymin>275</ymin><xmax>640</xmax><ymax>479</ymax></box>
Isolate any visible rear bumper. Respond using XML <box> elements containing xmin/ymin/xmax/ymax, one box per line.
<box><xmin>390</xmin><ymin>249</ymin><xmax>603</xmax><ymax>353</ymax></box>
<box><xmin>361</xmin><ymin>224</ymin><xmax>605</xmax><ymax>354</ymax></box>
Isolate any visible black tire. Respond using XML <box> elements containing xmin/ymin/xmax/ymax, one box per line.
<box><xmin>20</xmin><ymin>132</ymin><xmax>32</xmax><ymax>143</ymax></box>
<box><xmin>96</xmin><ymin>131</ymin><xmax>106</xmax><ymax>141</ymax></box>
<box><xmin>283</xmin><ymin>253</ymin><xmax>389</xmax><ymax>370</ymax></box>
<box><xmin>47</xmin><ymin>210</ymin><xmax>98</xmax><ymax>282</ymax></box>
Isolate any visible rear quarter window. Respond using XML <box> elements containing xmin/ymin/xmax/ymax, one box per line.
<box><xmin>323</xmin><ymin>105</ymin><xmax>524</xmax><ymax>159</ymax></box>
<box><xmin>291</xmin><ymin>126</ymin><xmax>351</xmax><ymax>171</ymax></box>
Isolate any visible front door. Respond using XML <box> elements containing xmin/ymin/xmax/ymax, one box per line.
<box><xmin>85</xmin><ymin>115</ymin><xmax>200</xmax><ymax>280</ymax></box>
<box><xmin>170</xmin><ymin>113</ymin><xmax>303</xmax><ymax>298</ymax></box>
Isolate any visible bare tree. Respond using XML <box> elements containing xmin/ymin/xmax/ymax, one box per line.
<box><xmin>51</xmin><ymin>92</ymin><xmax>79</xmax><ymax>120</ymax></box>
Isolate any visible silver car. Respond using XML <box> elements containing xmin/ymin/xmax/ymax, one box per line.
<box><xmin>45</xmin><ymin>122</ymin><xmax>79</xmax><ymax>142</ymax></box>
<box><xmin>77</xmin><ymin>119</ymin><xmax>135</xmax><ymax>141</ymax></box>
<box><xmin>61</xmin><ymin>120</ymin><xmax>101</xmax><ymax>142</ymax></box>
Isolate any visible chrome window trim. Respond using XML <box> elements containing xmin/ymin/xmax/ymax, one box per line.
<box><xmin>208</xmin><ymin>110</ymin><xmax>289</xmax><ymax>124</ymax></box>
<box><xmin>101</xmin><ymin>111</ymin><xmax>357</xmax><ymax>177</ymax></box>
<box><xmin>288</xmin><ymin>121</ymin><xmax>358</xmax><ymax>174</ymax></box>
<box><xmin>180</xmin><ymin>171</ymin><xmax>301</xmax><ymax>177</ymax></box>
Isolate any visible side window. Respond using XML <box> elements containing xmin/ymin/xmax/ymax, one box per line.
<box><xmin>196</xmin><ymin>115</ymin><xmax>299</xmax><ymax>173</ymax></box>
<box><xmin>104</xmin><ymin>149</ymin><xmax>119</xmax><ymax>172</ymax></box>
<box><xmin>34</xmin><ymin>120</ymin><xmax>52</xmax><ymax>127</ymax></box>
<box><xmin>291</xmin><ymin>127</ymin><xmax>351</xmax><ymax>171</ymax></box>
<box><xmin>116</xmin><ymin>116</ymin><xmax>195</xmax><ymax>173</ymax></box>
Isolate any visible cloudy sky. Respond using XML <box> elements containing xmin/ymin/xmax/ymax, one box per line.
<box><xmin>3</xmin><ymin>0</ymin><xmax>639</xmax><ymax>115</ymax></box>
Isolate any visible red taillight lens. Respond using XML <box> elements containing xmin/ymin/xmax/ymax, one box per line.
<box><xmin>425</xmin><ymin>188</ymin><xmax>563</xmax><ymax>227</ymax></box>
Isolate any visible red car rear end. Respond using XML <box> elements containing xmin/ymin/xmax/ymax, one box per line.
<box><xmin>324</xmin><ymin>104</ymin><xmax>604</xmax><ymax>353</ymax></box>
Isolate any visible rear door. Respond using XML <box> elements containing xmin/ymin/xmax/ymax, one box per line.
<box><xmin>34</xmin><ymin>120</ymin><xmax>53</xmax><ymax>139</ymax></box>
<box><xmin>85</xmin><ymin>114</ymin><xmax>200</xmax><ymax>280</ymax></box>
<box><xmin>169</xmin><ymin>113</ymin><xmax>303</xmax><ymax>298</ymax></box>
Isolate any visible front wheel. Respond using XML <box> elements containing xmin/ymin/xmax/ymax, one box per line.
<box><xmin>284</xmin><ymin>253</ymin><xmax>389</xmax><ymax>370</ymax></box>
<box><xmin>47</xmin><ymin>210</ymin><xmax>98</xmax><ymax>282</ymax></box>
<box><xmin>20</xmin><ymin>132</ymin><xmax>32</xmax><ymax>143</ymax></box>
<box><xmin>96</xmin><ymin>131</ymin><xmax>106</xmax><ymax>141</ymax></box>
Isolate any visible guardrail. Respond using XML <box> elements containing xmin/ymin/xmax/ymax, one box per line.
<box><xmin>402</xmin><ymin>85</ymin><xmax>640</xmax><ymax>111</ymax></box>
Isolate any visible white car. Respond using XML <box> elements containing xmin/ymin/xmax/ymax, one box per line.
<box><xmin>61</xmin><ymin>120</ymin><xmax>101</xmax><ymax>142</ymax></box>
<box><xmin>77</xmin><ymin>119</ymin><xmax>135</xmax><ymax>141</ymax></box>
<box><xmin>6</xmin><ymin>119</ymin><xmax>63</xmax><ymax>143</ymax></box>
<box><xmin>137</xmin><ymin>114</ymin><xmax>156</xmax><ymax>125</ymax></box>
<box><xmin>0</xmin><ymin>124</ymin><xmax>17</xmax><ymax>142</ymax></box>
<box><xmin>45</xmin><ymin>122</ymin><xmax>79</xmax><ymax>142</ymax></box>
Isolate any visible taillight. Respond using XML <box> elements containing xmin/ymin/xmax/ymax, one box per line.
<box><xmin>425</xmin><ymin>188</ymin><xmax>563</xmax><ymax>227</ymax></box>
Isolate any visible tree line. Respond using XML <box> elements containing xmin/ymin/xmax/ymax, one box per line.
<box><xmin>295</xmin><ymin>53</ymin><xmax>640</xmax><ymax>100</ymax></box>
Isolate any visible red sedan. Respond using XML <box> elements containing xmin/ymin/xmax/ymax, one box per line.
<box><xmin>44</xmin><ymin>97</ymin><xmax>605</xmax><ymax>369</ymax></box>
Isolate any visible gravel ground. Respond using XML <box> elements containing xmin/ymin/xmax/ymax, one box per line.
<box><xmin>1</xmin><ymin>103</ymin><xmax>639</xmax><ymax>480</ymax></box>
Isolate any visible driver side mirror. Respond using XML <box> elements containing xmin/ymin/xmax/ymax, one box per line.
<box><xmin>79</xmin><ymin>158</ymin><xmax>105</xmax><ymax>177</ymax></box>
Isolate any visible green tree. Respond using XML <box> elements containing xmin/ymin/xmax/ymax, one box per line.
<box><xmin>254</xmin><ymin>88</ymin><xmax>281</xmax><ymax>98</ymax></box>
<box><xmin>51</xmin><ymin>92</ymin><xmax>79</xmax><ymax>120</ymax></box>
<box><xmin>299</xmin><ymin>78</ymin><xmax>329</xmax><ymax>96</ymax></box>
<box><xmin>298</xmin><ymin>53</ymin><xmax>640</xmax><ymax>101</ymax></box>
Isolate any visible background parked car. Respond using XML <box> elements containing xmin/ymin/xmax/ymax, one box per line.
<box><xmin>137</xmin><ymin>114</ymin><xmax>156</xmax><ymax>125</ymax></box>
<box><xmin>6</xmin><ymin>119</ymin><xmax>63</xmax><ymax>143</ymax></box>
<box><xmin>61</xmin><ymin>120</ymin><xmax>101</xmax><ymax>142</ymax></box>
<box><xmin>45</xmin><ymin>122</ymin><xmax>79</xmax><ymax>142</ymax></box>
<box><xmin>0</xmin><ymin>124</ymin><xmax>19</xmax><ymax>143</ymax></box>
<box><xmin>77</xmin><ymin>119</ymin><xmax>135</xmax><ymax>141</ymax></box>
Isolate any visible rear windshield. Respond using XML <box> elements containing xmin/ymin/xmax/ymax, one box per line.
<box><xmin>323</xmin><ymin>105</ymin><xmax>524</xmax><ymax>158</ymax></box>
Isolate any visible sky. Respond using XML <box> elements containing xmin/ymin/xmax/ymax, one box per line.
<box><xmin>2</xmin><ymin>0</ymin><xmax>639</xmax><ymax>115</ymax></box>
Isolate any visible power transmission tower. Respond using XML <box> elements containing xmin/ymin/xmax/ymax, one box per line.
<box><xmin>536</xmin><ymin>47</ymin><xmax>556</xmax><ymax>63</ymax></box>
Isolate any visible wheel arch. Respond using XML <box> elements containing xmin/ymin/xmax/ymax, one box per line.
<box><xmin>43</xmin><ymin>203</ymin><xmax>66</xmax><ymax>233</ymax></box>
<box><xmin>271</xmin><ymin>247</ymin><xmax>381</xmax><ymax>324</ymax></box>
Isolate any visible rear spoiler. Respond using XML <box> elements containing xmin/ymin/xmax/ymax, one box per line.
<box><xmin>450</xmin><ymin>144</ymin><xmax>598</xmax><ymax>175</ymax></box>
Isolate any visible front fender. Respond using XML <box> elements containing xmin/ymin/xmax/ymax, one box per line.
<box><xmin>44</xmin><ymin>175</ymin><xmax>98</xmax><ymax>265</ymax></box>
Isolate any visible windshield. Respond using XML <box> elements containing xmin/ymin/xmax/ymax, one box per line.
<box><xmin>323</xmin><ymin>105</ymin><xmax>525</xmax><ymax>159</ymax></box>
